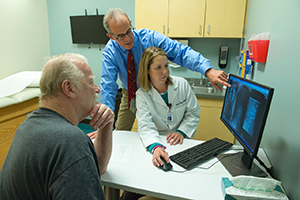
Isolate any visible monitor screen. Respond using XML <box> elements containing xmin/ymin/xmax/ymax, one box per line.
<box><xmin>70</xmin><ymin>15</ymin><xmax>109</xmax><ymax>44</ymax></box>
<box><xmin>218</xmin><ymin>74</ymin><xmax>274</xmax><ymax>177</ymax></box>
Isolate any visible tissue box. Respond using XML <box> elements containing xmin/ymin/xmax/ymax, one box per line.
<box><xmin>221</xmin><ymin>176</ymin><xmax>289</xmax><ymax>200</ymax></box>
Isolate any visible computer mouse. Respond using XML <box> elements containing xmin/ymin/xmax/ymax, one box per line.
<box><xmin>159</xmin><ymin>156</ymin><xmax>173</xmax><ymax>171</ymax></box>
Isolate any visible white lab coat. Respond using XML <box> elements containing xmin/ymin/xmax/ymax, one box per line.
<box><xmin>136</xmin><ymin>76</ymin><xmax>200</xmax><ymax>149</ymax></box>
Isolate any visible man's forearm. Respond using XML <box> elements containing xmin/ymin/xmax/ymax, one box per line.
<box><xmin>93</xmin><ymin>122</ymin><xmax>113</xmax><ymax>175</ymax></box>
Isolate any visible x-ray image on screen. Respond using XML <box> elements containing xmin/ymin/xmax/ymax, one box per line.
<box><xmin>219</xmin><ymin>74</ymin><xmax>274</xmax><ymax>177</ymax></box>
<box><xmin>222</xmin><ymin>79</ymin><xmax>268</xmax><ymax>153</ymax></box>
<box><xmin>243</xmin><ymin>97</ymin><xmax>260</xmax><ymax>137</ymax></box>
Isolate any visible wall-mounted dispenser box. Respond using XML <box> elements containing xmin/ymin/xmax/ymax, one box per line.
<box><xmin>219</xmin><ymin>46</ymin><xmax>229</xmax><ymax>68</ymax></box>
<box><xmin>248</xmin><ymin>33</ymin><xmax>270</xmax><ymax>63</ymax></box>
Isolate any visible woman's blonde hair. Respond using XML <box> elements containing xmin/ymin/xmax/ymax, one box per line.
<box><xmin>138</xmin><ymin>47</ymin><xmax>173</xmax><ymax>91</ymax></box>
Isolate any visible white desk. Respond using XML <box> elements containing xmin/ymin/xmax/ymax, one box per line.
<box><xmin>101</xmin><ymin>131</ymin><xmax>270</xmax><ymax>200</ymax></box>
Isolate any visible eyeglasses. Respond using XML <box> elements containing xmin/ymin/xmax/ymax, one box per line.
<box><xmin>111</xmin><ymin>27</ymin><xmax>135</xmax><ymax>41</ymax></box>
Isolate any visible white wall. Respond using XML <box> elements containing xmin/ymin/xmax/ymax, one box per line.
<box><xmin>0</xmin><ymin>0</ymin><xmax>51</xmax><ymax>80</ymax></box>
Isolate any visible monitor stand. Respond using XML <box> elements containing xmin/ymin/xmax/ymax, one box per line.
<box><xmin>217</xmin><ymin>152</ymin><xmax>267</xmax><ymax>177</ymax></box>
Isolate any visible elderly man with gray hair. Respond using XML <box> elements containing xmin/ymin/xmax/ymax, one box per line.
<box><xmin>0</xmin><ymin>53</ymin><xmax>114</xmax><ymax>200</ymax></box>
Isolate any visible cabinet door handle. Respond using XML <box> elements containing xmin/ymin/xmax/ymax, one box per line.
<box><xmin>207</xmin><ymin>25</ymin><xmax>210</xmax><ymax>35</ymax></box>
<box><xmin>163</xmin><ymin>25</ymin><xmax>165</xmax><ymax>34</ymax></box>
<box><xmin>199</xmin><ymin>25</ymin><xmax>202</xmax><ymax>35</ymax></box>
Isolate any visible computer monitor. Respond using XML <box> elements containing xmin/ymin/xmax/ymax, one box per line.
<box><xmin>218</xmin><ymin>74</ymin><xmax>274</xmax><ymax>177</ymax></box>
<box><xmin>70</xmin><ymin>15</ymin><xmax>109</xmax><ymax>45</ymax></box>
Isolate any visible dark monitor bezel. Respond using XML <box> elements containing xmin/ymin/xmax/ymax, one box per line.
<box><xmin>219</xmin><ymin>74</ymin><xmax>274</xmax><ymax>176</ymax></box>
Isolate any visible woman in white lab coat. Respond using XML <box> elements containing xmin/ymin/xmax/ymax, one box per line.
<box><xmin>136</xmin><ymin>47</ymin><xmax>200</xmax><ymax>167</ymax></box>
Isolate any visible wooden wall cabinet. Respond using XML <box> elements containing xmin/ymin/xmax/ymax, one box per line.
<box><xmin>131</xmin><ymin>118</ymin><xmax>138</xmax><ymax>132</ymax></box>
<box><xmin>193</xmin><ymin>97</ymin><xmax>235</xmax><ymax>144</ymax></box>
<box><xmin>135</xmin><ymin>0</ymin><xmax>169</xmax><ymax>35</ymax></box>
<box><xmin>0</xmin><ymin>98</ymin><xmax>39</xmax><ymax>169</ymax></box>
<box><xmin>204</xmin><ymin>0</ymin><xmax>248</xmax><ymax>38</ymax></box>
<box><xmin>168</xmin><ymin>0</ymin><xmax>206</xmax><ymax>37</ymax></box>
<box><xmin>135</xmin><ymin>0</ymin><xmax>248</xmax><ymax>38</ymax></box>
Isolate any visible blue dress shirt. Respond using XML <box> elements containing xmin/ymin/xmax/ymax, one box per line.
<box><xmin>100</xmin><ymin>28</ymin><xmax>212</xmax><ymax>111</ymax></box>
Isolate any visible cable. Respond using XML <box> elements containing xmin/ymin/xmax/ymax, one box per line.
<box><xmin>171</xmin><ymin>169</ymin><xmax>187</xmax><ymax>173</ymax></box>
<box><xmin>197</xmin><ymin>159</ymin><xmax>220</xmax><ymax>170</ymax></box>
<box><xmin>254</xmin><ymin>155</ymin><xmax>274</xmax><ymax>178</ymax></box>
<box><xmin>197</xmin><ymin>152</ymin><xmax>241</xmax><ymax>170</ymax></box>
<box><xmin>220</xmin><ymin>149</ymin><xmax>274</xmax><ymax>178</ymax></box>
<box><xmin>169</xmin><ymin>149</ymin><xmax>269</xmax><ymax>173</ymax></box>
<box><xmin>169</xmin><ymin>150</ymin><xmax>275</xmax><ymax>180</ymax></box>
<box><xmin>170</xmin><ymin>152</ymin><xmax>242</xmax><ymax>172</ymax></box>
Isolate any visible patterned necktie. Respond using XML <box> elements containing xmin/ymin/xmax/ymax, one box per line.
<box><xmin>127</xmin><ymin>50</ymin><xmax>137</xmax><ymax>112</ymax></box>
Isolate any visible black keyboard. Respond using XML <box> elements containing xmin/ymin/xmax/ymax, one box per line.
<box><xmin>169</xmin><ymin>137</ymin><xmax>233</xmax><ymax>170</ymax></box>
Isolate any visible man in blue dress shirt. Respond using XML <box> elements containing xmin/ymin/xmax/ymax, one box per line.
<box><xmin>101</xmin><ymin>8</ymin><xmax>230</xmax><ymax>132</ymax></box>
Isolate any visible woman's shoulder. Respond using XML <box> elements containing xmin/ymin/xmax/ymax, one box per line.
<box><xmin>136</xmin><ymin>87</ymin><xmax>149</xmax><ymax>98</ymax></box>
